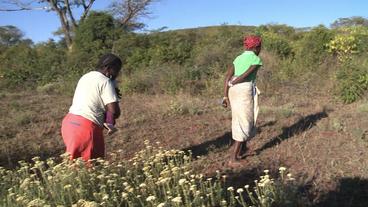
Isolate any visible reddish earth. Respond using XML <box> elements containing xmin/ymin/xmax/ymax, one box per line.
<box><xmin>1</xmin><ymin>85</ymin><xmax>367</xmax><ymax>206</ymax></box>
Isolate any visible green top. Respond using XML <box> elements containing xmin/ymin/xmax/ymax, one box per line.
<box><xmin>233</xmin><ymin>51</ymin><xmax>263</xmax><ymax>82</ymax></box>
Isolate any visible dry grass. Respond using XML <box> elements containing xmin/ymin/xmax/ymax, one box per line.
<box><xmin>0</xmin><ymin>84</ymin><xmax>368</xmax><ymax>206</ymax></box>
<box><xmin>0</xmin><ymin>91</ymin><xmax>68</xmax><ymax>167</ymax></box>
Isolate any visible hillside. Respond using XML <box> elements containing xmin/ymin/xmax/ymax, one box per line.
<box><xmin>1</xmin><ymin>21</ymin><xmax>368</xmax><ymax>206</ymax></box>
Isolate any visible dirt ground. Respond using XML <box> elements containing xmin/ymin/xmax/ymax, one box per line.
<box><xmin>1</xmin><ymin>84</ymin><xmax>367</xmax><ymax>206</ymax></box>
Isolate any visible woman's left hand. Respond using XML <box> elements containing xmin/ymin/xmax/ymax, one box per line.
<box><xmin>115</xmin><ymin>87</ymin><xmax>122</xmax><ymax>99</ymax></box>
<box><xmin>221</xmin><ymin>97</ymin><xmax>230</xmax><ymax>108</ymax></box>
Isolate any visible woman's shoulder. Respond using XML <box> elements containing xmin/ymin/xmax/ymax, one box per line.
<box><xmin>83</xmin><ymin>71</ymin><xmax>109</xmax><ymax>80</ymax></box>
<box><xmin>234</xmin><ymin>51</ymin><xmax>257</xmax><ymax>60</ymax></box>
<box><xmin>79</xmin><ymin>71</ymin><xmax>111</xmax><ymax>88</ymax></box>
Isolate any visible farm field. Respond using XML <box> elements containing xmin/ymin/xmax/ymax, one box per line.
<box><xmin>1</xmin><ymin>81</ymin><xmax>367</xmax><ymax>206</ymax></box>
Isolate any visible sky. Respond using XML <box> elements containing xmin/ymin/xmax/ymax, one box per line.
<box><xmin>0</xmin><ymin>0</ymin><xmax>367</xmax><ymax>43</ymax></box>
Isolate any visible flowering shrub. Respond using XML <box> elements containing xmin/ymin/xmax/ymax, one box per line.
<box><xmin>0</xmin><ymin>141</ymin><xmax>299</xmax><ymax>207</ymax></box>
<box><xmin>326</xmin><ymin>34</ymin><xmax>358</xmax><ymax>63</ymax></box>
<box><xmin>326</xmin><ymin>26</ymin><xmax>368</xmax><ymax>63</ymax></box>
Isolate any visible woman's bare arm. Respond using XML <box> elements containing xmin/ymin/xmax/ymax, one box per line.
<box><xmin>106</xmin><ymin>102</ymin><xmax>121</xmax><ymax>119</ymax></box>
<box><xmin>231</xmin><ymin>65</ymin><xmax>260</xmax><ymax>85</ymax></box>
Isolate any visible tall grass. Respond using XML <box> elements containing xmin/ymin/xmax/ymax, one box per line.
<box><xmin>0</xmin><ymin>141</ymin><xmax>300</xmax><ymax>207</ymax></box>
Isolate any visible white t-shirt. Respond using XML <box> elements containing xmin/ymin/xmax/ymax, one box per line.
<box><xmin>69</xmin><ymin>71</ymin><xmax>119</xmax><ymax>126</ymax></box>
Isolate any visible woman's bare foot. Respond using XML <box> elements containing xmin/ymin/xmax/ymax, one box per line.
<box><xmin>237</xmin><ymin>150</ymin><xmax>257</xmax><ymax>159</ymax></box>
<box><xmin>228</xmin><ymin>160</ymin><xmax>243</xmax><ymax>168</ymax></box>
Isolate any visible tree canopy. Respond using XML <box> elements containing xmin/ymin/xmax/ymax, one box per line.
<box><xmin>0</xmin><ymin>0</ymin><xmax>158</xmax><ymax>50</ymax></box>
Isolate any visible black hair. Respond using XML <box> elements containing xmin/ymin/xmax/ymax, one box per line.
<box><xmin>96</xmin><ymin>53</ymin><xmax>122</xmax><ymax>72</ymax></box>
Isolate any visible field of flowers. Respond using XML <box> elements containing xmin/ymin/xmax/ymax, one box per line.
<box><xmin>0</xmin><ymin>141</ymin><xmax>299</xmax><ymax>207</ymax></box>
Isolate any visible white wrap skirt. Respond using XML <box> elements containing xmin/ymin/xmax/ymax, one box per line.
<box><xmin>229</xmin><ymin>81</ymin><xmax>259</xmax><ymax>142</ymax></box>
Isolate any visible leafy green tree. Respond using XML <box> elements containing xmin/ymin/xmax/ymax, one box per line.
<box><xmin>109</xmin><ymin>0</ymin><xmax>158</xmax><ymax>31</ymax></box>
<box><xmin>0</xmin><ymin>25</ymin><xmax>25</xmax><ymax>46</ymax></box>
<box><xmin>71</xmin><ymin>11</ymin><xmax>117</xmax><ymax>74</ymax></box>
<box><xmin>0</xmin><ymin>0</ymin><xmax>96</xmax><ymax>50</ymax></box>
<box><xmin>1</xmin><ymin>0</ymin><xmax>158</xmax><ymax>50</ymax></box>
<box><xmin>331</xmin><ymin>16</ymin><xmax>368</xmax><ymax>28</ymax></box>
<box><xmin>74</xmin><ymin>11</ymin><xmax>116</xmax><ymax>54</ymax></box>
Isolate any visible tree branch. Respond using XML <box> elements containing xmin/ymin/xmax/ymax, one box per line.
<box><xmin>0</xmin><ymin>0</ymin><xmax>50</xmax><ymax>11</ymax></box>
<box><xmin>119</xmin><ymin>0</ymin><xmax>152</xmax><ymax>27</ymax></box>
<box><xmin>64</xmin><ymin>0</ymin><xmax>77</xmax><ymax>29</ymax></box>
<box><xmin>79</xmin><ymin>0</ymin><xmax>94</xmax><ymax>23</ymax></box>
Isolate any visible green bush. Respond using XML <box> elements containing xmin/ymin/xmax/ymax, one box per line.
<box><xmin>74</xmin><ymin>11</ymin><xmax>116</xmax><ymax>55</ymax></box>
<box><xmin>124</xmin><ymin>47</ymin><xmax>151</xmax><ymax>74</ymax></box>
<box><xmin>0</xmin><ymin>39</ymin><xmax>67</xmax><ymax>89</ymax></box>
<box><xmin>2</xmin><ymin>23</ymin><xmax>367</xmax><ymax>103</ymax></box>
<box><xmin>0</xmin><ymin>42</ymin><xmax>38</xmax><ymax>88</ymax></box>
<box><xmin>69</xmin><ymin>11</ymin><xmax>117</xmax><ymax>77</ymax></box>
<box><xmin>260</xmin><ymin>32</ymin><xmax>294</xmax><ymax>59</ymax></box>
<box><xmin>33</xmin><ymin>40</ymin><xmax>67</xmax><ymax>85</ymax></box>
<box><xmin>113</xmin><ymin>33</ymin><xmax>151</xmax><ymax>74</ymax></box>
<box><xmin>336</xmin><ymin>61</ymin><xmax>368</xmax><ymax>103</ymax></box>
<box><xmin>147</xmin><ymin>32</ymin><xmax>195</xmax><ymax>66</ymax></box>
<box><xmin>120</xmin><ymin>72</ymin><xmax>154</xmax><ymax>94</ymax></box>
<box><xmin>294</xmin><ymin>25</ymin><xmax>334</xmax><ymax>69</ymax></box>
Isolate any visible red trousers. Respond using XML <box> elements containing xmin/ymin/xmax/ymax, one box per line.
<box><xmin>61</xmin><ymin>113</ymin><xmax>104</xmax><ymax>161</ymax></box>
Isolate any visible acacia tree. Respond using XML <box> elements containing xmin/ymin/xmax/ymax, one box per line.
<box><xmin>0</xmin><ymin>25</ymin><xmax>25</xmax><ymax>46</ymax></box>
<box><xmin>109</xmin><ymin>0</ymin><xmax>156</xmax><ymax>31</ymax></box>
<box><xmin>331</xmin><ymin>16</ymin><xmax>368</xmax><ymax>28</ymax></box>
<box><xmin>0</xmin><ymin>0</ymin><xmax>158</xmax><ymax>50</ymax></box>
<box><xmin>0</xmin><ymin>0</ymin><xmax>95</xmax><ymax>50</ymax></box>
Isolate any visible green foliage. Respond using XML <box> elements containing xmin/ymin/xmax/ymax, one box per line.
<box><xmin>326</xmin><ymin>33</ymin><xmax>358</xmax><ymax>63</ymax></box>
<box><xmin>71</xmin><ymin>11</ymin><xmax>117</xmax><ymax>75</ymax></box>
<box><xmin>1</xmin><ymin>22</ymin><xmax>368</xmax><ymax>103</ymax></box>
<box><xmin>336</xmin><ymin>61</ymin><xmax>368</xmax><ymax>103</ymax></box>
<box><xmin>257</xmin><ymin>24</ymin><xmax>296</xmax><ymax>38</ymax></box>
<box><xmin>261</xmin><ymin>32</ymin><xmax>294</xmax><ymax>59</ymax></box>
<box><xmin>74</xmin><ymin>11</ymin><xmax>116</xmax><ymax>53</ymax></box>
<box><xmin>147</xmin><ymin>32</ymin><xmax>196</xmax><ymax>65</ymax></box>
<box><xmin>0</xmin><ymin>42</ymin><xmax>38</xmax><ymax>88</ymax></box>
<box><xmin>121</xmin><ymin>70</ymin><xmax>154</xmax><ymax>94</ymax></box>
<box><xmin>124</xmin><ymin>47</ymin><xmax>151</xmax><ymax>73</ymax></box>
<box><xmin>34</xmin><ymin>40</ymin><xmax>67</xmax><ymax>85</ymax></box>
<box><xmin>352</xmin><ymin>26</ymin><xmax>368</xmax><ymax>53</ymax></box>
<box><xmin>0</xmin><ymin>25</ymin><xmax>26</xmax><ymax>46</ymax></box>
<box><xmin>326</xmin><ymin>26</ymin><xmax>368</xmax><ymax>63</ymax></box>
<box><xmin>113</xmin><ymin>33</ymin><xmax>151</xmax><ymax>74</ymax></box>
<box><xmin>0</xmin><ymin>39</ymin><xmax>67</xmax><ymax>89</ymax></box>
<box><xmin>295</xmin><ymin>25</ymin><xmax>334</xmax><ymax>68</ymax></box>
<box><xmin>331</xmin><ymin>16</ymin><xmax>368</xmax><ymax>28</ymax></box>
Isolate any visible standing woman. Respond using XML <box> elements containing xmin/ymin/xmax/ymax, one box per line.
<box><xmin>61</xmin><ymin>53</ymin><xmax>122</xmax><ymax>161</ymax></box>
<box><xmin>222</xmin><ymin>35</ymin><xmax>263</xmax><ymax>167</ymax></box>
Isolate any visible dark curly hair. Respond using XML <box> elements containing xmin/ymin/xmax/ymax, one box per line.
<box><xmin>96</xmin><ymin>53</ymin><xmax>122</xmax><ymax>72</ymax></box>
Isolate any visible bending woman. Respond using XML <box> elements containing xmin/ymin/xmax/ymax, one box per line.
<box><xmin>222</xmin><ymin>35</ymin><xmax>263</xmax><ymax>167</ymax></box>
<box><xmin>61</xmin><ymin>53</ymin><xmax>122</xmax><ymax>161</ymax></box>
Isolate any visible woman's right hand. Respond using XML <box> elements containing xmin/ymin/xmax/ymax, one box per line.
<box><xmin>221</xmin><ymin>97</ymin><xmax>230</xmax><ymax>108</ymax></box>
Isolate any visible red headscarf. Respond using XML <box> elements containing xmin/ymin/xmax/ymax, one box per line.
<box><xmin>243</xmin><ymin>35</ymin><xmax>262</xmax><ymax>50</ymax></box>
